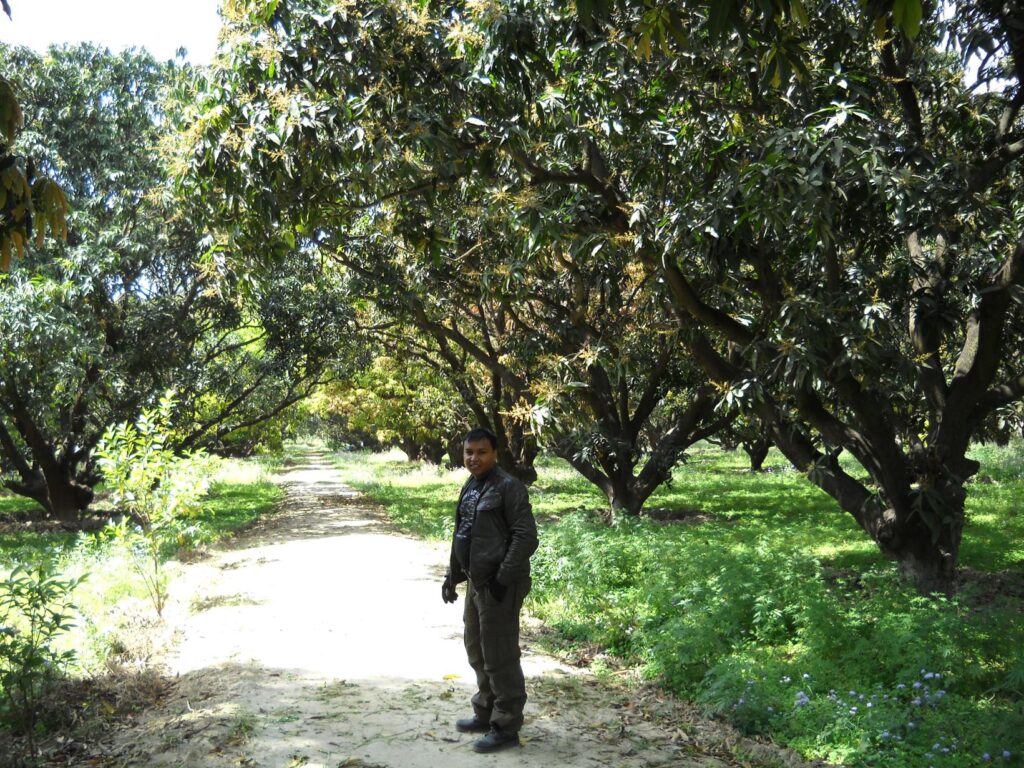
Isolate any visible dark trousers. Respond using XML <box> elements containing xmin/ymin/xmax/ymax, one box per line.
<box><xmin>463</xmin><ymin>576</ymin><xmax>531</xmax><ymax>732</ymax></box>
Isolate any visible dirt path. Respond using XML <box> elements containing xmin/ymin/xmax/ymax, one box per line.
<box><xmin>102</xmin><ymin>450</ymin><xmax>797</xmax><ymax>768</ymax></box>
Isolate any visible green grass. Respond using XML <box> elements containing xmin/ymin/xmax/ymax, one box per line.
<box><xmin>0</xmin><ymin>453</ymin><xmax>285</xmax><ymax>684</ymax></box>
<box><xmin>0</xmin><ymin>493</ymin><xmax>44</xmax><ymax>517</ymax></box>
<box><xmin>332</xmin><ymin>443</ymin><xmax>1024</xmax><ymax>768</ymax></box>
<box><xmin>196</xmin><ymin>455</ymin><xmax>284</xmax><ymax>541</ymax></box>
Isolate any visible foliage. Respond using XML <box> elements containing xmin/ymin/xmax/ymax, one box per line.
<box><xmin>196</xmin><ymin>455</ymin><xmax>283</xmax><ymax>538</ymax></box>
<box><xmin>182</xmin><ymin>0</ymin><xmax>1024</xmax><ymax>591</ymax></box>
<box><xmin>0</xmin><ymin>44</ymin><xmax>344</xmax><ymax>520</ymax></box>
<box><xmin>1</xmin><ymin>453</ymin><xmax>282</xmax><ymax>677</ymax></box>
<box><xmin>0</xmin><ymin>563</ymin><xmax>81</xmax><ymax>738</ymax></box>
<box><xmin>331</xmin><ymin>449</ymin><xmax>457</xmax><ymax>539</ymax></box>
<box><xmin>0</xmin><ymin>30</ymin><xmax>69</xmax><ymax>271</ymax></box>
<box><xmin>315</xmin><ymin>353</ymin><xmax>469</xmax><ymax>462</ymax></box>
<box><xmin>95</xmin><ymin>394</ymin><xmax>215</xmax><ymax>616</ymax></box>
<box><xmin>335</xmin><ymin>443</ymin><xmax>1024</xmax><ymax>767</ymax></box>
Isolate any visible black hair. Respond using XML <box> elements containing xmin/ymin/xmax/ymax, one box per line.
<box><xmin>464</xmin><ymin>427</ymin><xmax>498</xmax><ymax>449</ymax></box>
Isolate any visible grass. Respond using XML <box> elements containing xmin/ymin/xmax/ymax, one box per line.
<box><xmin>331</xmin><ymin>442</ymin><xmax>1024</xmax><ymax>768</ymax></box>
<box><xmin>195</xmin><ymin>454</ymin><xmax>284</xmax><ymax>540</ymax></box>
<box><xmin>0</xmin><ymin>453</ymin><xmax>285</xmax><ymax>717</ymax></box>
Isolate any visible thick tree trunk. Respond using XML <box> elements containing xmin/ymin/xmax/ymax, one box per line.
<box><xmin>419</xmin><ymin>437</ymin><xmax>446</xmax><ymax>465</ymax></box>
<box><xmin>743</xmin><ymin>437</ymin><xmax>771</xmax><ymax>472</ymax></box>
<box><xmin>493</xmin><ymin>418</ymin><xmax>538</xmax><ymax>484</ymax></box>
<box><xmin>399</xmin><ymin>436</ymin><xmax>419</xmax><ymax>462</ymax></box>
<box><xmin>875</xmin><ymin>474</ymin><xmax>966</xmax><ymax>595</ymax></box>
<box><xmin>41</xmin><ymin>470</ymin><xmax>94</xmax><ymax>525</ymax></box>
<box><xmin>884</xmin><ymin>513</ymin><xmax>962</xmax><ymax>595</ymax></box>
<box><xmin>0</xmin><ymin>414</ymin><xmax>92</xmax><ymax>524</ymax></box>
<box><xmin>446</xmin><ymin>436</ymin><xmax>463</xmax><ymax>469</ymax></box>
<box><xmin>606</xmin><ymin>474</ymin><xmax>644</xmax><ymax>518</ymax></box>
<box><xmin>758</xmin><ymin>407</ymin><xmax>961</xmax><ymax>593</ymax></box>
<box><xmin>5</xmin><ymin>467</ymin><xmax>92</xmax><ymax>524</ymax></box>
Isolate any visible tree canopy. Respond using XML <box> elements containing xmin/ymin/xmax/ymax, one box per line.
<box><xmin>178</xmin><ymin>0</ymin><xmax>1024</xmax><ymax>592</ymax></box>
<box><xmin>0</xmin><ymin>43</ymin><xmax>349</xmax><ymax>520</ymax></box>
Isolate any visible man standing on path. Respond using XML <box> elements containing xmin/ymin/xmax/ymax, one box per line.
<box><xmin>441</xmin><ymin>427</ymin><xmax>539</xmax><ymax>753</ymax></box>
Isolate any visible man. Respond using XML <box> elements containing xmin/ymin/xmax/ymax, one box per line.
<box><xmin>441</xmin><ymin>427</ymin><xmax>539</xmax><ymax>753</ymax></box>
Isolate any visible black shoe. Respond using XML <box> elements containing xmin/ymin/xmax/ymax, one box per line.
<box><xmin>473</xmin><ymin>727</ymin><xmax>520</xmax><ymax>753</ymax></box>
<box><xmin>455</xmin><ymin>716</ymin><xmax>490</xmax><ymax>733</ymax></box>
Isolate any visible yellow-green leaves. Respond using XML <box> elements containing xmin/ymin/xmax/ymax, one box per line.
<box><xmin>0</xmin><ymin>76</ymin><xmax>70</xmax><ymax>270</ymax></box>
<box><xmin>0</xmin><ymin>77</ymin><xmax>22</xmax><ymax>145</ymax></box>
<box><xmin>31</xmin><ymin>177</ymin><xmax>70</xmax><ymax>247</ymax></box>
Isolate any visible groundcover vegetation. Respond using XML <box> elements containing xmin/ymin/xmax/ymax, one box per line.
<box><xmin>333</xmin><ymin>444</ymin><xmax>1024</xmax><ymax>768</ymax></box>
<box><xmin>0</xmin><ymin>456</ymin><xmax>282</xmax><ymax>736</ymax></box>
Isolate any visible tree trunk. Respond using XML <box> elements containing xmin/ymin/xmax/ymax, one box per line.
<box><xmin>606</xmin><ymin>474</ymin><xmax>644</xmax><ymax>519</ymax></box>
<box><xmin>5</xmin><ymin>466</ymin><xmax>92</xmax><ymax>525</ymax></box>
<box><xmin>399</xmin><ymin>436</ymin><xmax>419</xmax><ymax>462</ymax></box>
<box><xmin>446</xmin><ymin>435</ymin><xmax>463</xmax><ymax>469</ymax></box>
<box><xmin>876</xmin><ymin>476</ymin><xmax>966</xmax><ymax>595</ymax></box>
<box><xmin>743</xmin><ymin>437</ymin><xmax>771</xmax><ymax>472</ymax></box>
<box><xmin>42</xmin><ymin>470</ymin><xmax>94</xmax><ymax>525</ymax></box>
<box><xmin>419</xmin><ymin>437</ymin><xmax>446</xmax><ymax>465</ymax></box>
<box><xmin>493</xmin><ymin>419</ymin><xmax>538</xmax><ymax>484</ymax></box>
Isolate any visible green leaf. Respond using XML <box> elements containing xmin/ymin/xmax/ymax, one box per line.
<box><xmin>790</xmin><ymin>0</ymin><xmax>809</xmax><ymax>26</ymax></box>
<box><xmin>898</xmin><ymin>0</ymin><xmax>923</xmax><ymax>39</ymax></box>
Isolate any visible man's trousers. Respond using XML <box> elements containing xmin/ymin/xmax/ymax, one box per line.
<box><xmin>463</xmin><ymin>576</ymin><xmax>531</xmax><ymax>733</ymax></box>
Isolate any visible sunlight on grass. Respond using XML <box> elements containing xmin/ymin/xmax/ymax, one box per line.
<box><xmin>0</xmin><ymin>493</ymin><xmax>44</xmax><ymax>517</ymax></box>
<box><xmin>334</xmin><ymin>442</ymin><xmax>1024</xmax><ymax>768</ymax></box>
<box><xmin>0</xmin><ymin>453</ymin><xmax>285</xmax><ymax>682</ymax></box>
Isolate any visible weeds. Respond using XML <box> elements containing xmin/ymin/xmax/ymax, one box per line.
<box><xmin>334</xmin><ymin>443</ymin><xmax>1024</xmax><ymax>768</ymax></box>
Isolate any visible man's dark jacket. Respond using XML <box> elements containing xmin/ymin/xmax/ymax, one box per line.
<box><xmin>447</xmin><ymin>466</ymin><xmax>538</xmax><ymax>587</ymax></box>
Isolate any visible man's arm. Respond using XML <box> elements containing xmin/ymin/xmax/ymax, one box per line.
<box><xmin>496</xmin><ymin>479</ymin><xmax>538</xmax><ymax>585</ymax></box>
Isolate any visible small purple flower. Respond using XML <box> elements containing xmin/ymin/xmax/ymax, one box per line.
<box><xmin>896</xmin><ymin>683</ymin><xmax>906</xmax><ymax>690</ymax></box>
<box><xmin>1003</xmin><ymin>751</ymin><xmax>1012</xmax><ymax>759</ymax></box>
<box><xmin>849</xmin><ymin>690</ymin><xmax>856</xmax><ymax>696</ymax></box>
<box><xmin>912</xmin><ymin>697</ymin><xmax>922</xmax><ymax>706</ymax></box>
<box><xmin>924</xmin><ymin>672</ymin><xmax>935</xmax><ymax>680</ymax></box>
<box><xmin>913</xmin><ymin>681</ymin><xmax>922</xmax><ymax>689</ymax></box>
<box><xmin>983</xmin><ymin>754</ymin><xmax>991</xmax><ymax>762</ymax></box>
<box><xmin>794</xmin><ymin>691</ymin><xmax>810</xmax><ymax>708</ymax></box>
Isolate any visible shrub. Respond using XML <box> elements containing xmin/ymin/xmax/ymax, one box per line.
<box><xmin>95</xmin><ymin>393</ymin><xmax>215</xmax><ymax>616</ymax></box>
<box><xmin>0</xmin><ymin>564</ymin><xmax>82</xmax><ymax>739</ymax></box>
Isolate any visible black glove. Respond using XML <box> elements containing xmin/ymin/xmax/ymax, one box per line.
<box><xmin>442</xmin><ymin>574</ymin><xmax>458</xmax><ymax>604</ymax></box>
<box><xmin>487</xmin><ymin>578</ymin><xmax>508</xmax><ymax>603</ymax></box>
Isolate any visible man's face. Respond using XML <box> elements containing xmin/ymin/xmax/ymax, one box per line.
<box><xmin>464</xmin><ymin>439</ymin><xmax>498</xmax><ymax>479</ymax></box>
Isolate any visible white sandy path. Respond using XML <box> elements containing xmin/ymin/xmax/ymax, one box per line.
<box><xmin>106</xmin><ymin>450</ymin><xmax>740</xmax><ymax>768</ymax></box>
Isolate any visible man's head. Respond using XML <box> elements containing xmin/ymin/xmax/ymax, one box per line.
<box><xmin>464</xmin><ymin>427</ymin><xmax>498</xmax><ymax>479</ymax></box>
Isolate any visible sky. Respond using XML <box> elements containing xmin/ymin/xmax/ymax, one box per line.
<box><xmin>0</xmin><ymin>0</ymin><xmax>223</xmax><ymax>65</ymax></box>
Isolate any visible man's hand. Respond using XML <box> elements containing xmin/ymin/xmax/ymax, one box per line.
<box><xmin>487</xmin><ymin>579</ymin><xmax>508</xmax><ymax>603</ymax></box>
<box><xmin>442</xmin><ymin>574</ymin><xmax>458</xmax><ymax>604</ymax></box>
